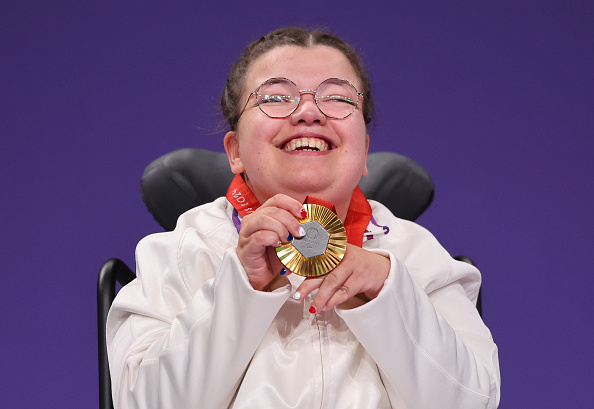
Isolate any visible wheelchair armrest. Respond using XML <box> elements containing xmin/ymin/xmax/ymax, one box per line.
<box><xmin>453</xmin><ymin>255</ymin><xmax>482</xmax><ymax>317</ymax></box>
<box><xmin>97</xmin><ymin>259</ymin><xmax>135</xmax><ymax>409</ymax></box>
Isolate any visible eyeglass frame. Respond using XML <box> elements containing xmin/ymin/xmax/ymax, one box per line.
<box><xmin>240</xmin><ymin>77</ymin><xmax>365</xmax><ymax>120</ymax></box>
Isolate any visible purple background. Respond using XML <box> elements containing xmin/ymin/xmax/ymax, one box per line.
<box><xmin>2</xmin><ymin>1</ymin><xmax>593</xmax><ymax>407</ymax></box>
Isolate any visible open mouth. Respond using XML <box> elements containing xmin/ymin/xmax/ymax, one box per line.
<box><xmin>282</xmin><ymin>137</ymin><xmax>331</xmax><ymax>152</ymax></box>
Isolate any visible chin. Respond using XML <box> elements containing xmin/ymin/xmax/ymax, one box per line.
<box><xmin>288</xmin><ymin>177</ymin><xmax>331</xmax><ymax>193</ymax></box>
<box><xmin>292</xmin><ymin>180</ymin><xmax>356</xmax><ymax>204</ymax></box>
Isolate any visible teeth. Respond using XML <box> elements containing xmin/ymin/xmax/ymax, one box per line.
<box><xmin>284</xmin><ymin>137</ymin><xmax>330</xmax><ymax>152</ymax></box>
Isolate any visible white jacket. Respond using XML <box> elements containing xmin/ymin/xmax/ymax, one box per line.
<box><xmin>107</xmin><ymin>197</ymin><xmax>500</xmax><ymax>409</ymax></box>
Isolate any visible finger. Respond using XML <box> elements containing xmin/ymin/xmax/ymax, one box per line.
<box><xmin>317</xmin><ymin>274</ymin><xmax>365</xmax><ymax>311</ymax></box>
<box><xmin>265</xmin><ymin>247</ymin><xmax>292</xmax><ymax>277</ymax></box>
<box><xmin>242</xmin><ymin>208</ymin><xmax>305</xmax><ymax>242</ymax></box>
<box><xmin>260</xmin><ymin>194</ymin><xmax>309</xmax><ymax>220</ymax></box>
<box><xmin>292</xmin><ymin>276</ymin><xmax>324</xmax><ymax>301</ymax></box>
<box><xmin>239</xmin><ymin>230</ymin><xmax>283</xmax><ymax>257</ymax></box>
<box><xmin>240</xmin><ymin>213</ymin><xmax>291</xmax><ymax>244</ymax></box>
<box><xmin>313</xmin><ymin>249</ymin><xmax>390</xmax><ymax>311</ymax></box>
<box><xmin>308</xmin><ymin>270</ymin><xmax>353</xmax><ymax>313</ymax></box>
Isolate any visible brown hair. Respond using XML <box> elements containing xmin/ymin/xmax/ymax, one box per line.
<box><xmin>221</xmin><ymin>27</ymin><xmax>374</xmax><ymax>131</ymax></box>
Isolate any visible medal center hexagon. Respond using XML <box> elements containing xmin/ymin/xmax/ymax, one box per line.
<box><xmin>292</xmin><ymin>221</ymin><xmax>330</xmax><ymax>258</ymax></box>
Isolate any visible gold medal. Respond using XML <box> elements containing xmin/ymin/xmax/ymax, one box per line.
<box><xmin>276</xmin><ymin>203</ymin><xmax>347</xmax><ymax>277</ymax></box>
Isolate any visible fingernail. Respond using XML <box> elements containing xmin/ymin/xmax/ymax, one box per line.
<box><xmin>298</xmin><ymin>226</ymin><xmax>306</xmax><ymax>237</ymax></box>
<box><xmin>286</xmin><ymin>233</ymin><xmax>293</xmax><ymax>242</ymax></box>
<box><xmin>280</xmin><ymin>267</ymin><xmax>287</xmax><ymax>276</ymax></box>
<box><xmin>300</xmin><ymin>209</ymin><xmax>307</xmax><ymax>218</ymax></box>
<box><xmin>309</xmin><ymin>305</ymin><xmax>317</xmax><ymax>314</ymax></box>
<box><xmin>292</xmin><ymin>291</ymin><xmax>301</xmax><ymax>300</ymax></box>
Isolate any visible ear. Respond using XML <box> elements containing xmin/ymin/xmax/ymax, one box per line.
<box><xmin>362</xmin><ymin>133</ymin><xmax>370</xmax><ymax>177</ymax></box>
<box><xmin>224</xmin><ymin>131</ymin><xmax>245</xmax><ymax>174</ymax></box>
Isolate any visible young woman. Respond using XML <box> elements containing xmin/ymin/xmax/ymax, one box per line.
<box><xmin>107</xmin><ymin>28</ymin><xmax>500</xmax><ymax>409</ymax></box>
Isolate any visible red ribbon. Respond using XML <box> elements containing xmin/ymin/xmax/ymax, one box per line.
<box><xmin>225</xmin><ymin>174</ymin><xmax>372</xmax><ymax>248</ymax></box>
<box><xmin>226</xmin><ymin>174</ymin><xmax>261</xmax><ymax>217</ymax></box>
<box><xmin>342</xmin><ymin>186</ymin><xmax>372</xmax><ymax>248</ymax></box>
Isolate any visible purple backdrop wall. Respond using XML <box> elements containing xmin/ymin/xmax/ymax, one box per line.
<box><xmin>2</xmin><ymin>1</ymin><xmax>592</xmax><ymax>407</ymax></box>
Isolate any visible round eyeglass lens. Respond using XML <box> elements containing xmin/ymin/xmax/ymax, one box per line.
<box><xmin>316</xmin><ymin>79</ymin><xmax>359</xmax><ymax>118</ymax></box>
<box><xmin>256</xmin><ymin>79</ymin><xmax>300</xmax><ymax>118</ymax></box>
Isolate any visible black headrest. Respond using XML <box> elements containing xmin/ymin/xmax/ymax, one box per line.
<box><xmin>141</xmin><ymin>148</ymin><xmax>434</xmax><ymax>231</ymax></box>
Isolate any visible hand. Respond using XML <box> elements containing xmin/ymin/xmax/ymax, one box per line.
<box><xmin>294</xmin><ymin>244</ymin><xmax>390</xmax><ymax>312</ymax></box>
<box><xmin>236</xmin><ymin>194</ymin><xmax>306</xmax><ymax>291</ymax></box>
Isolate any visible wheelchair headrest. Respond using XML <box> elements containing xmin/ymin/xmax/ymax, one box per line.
<box><xmin>141</xmin><ymin>148</ymin><xmax>434</xmax><ymax>231</ymax></box>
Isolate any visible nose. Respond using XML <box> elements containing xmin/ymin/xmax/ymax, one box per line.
<box><xmin>289</xmin><ymin>90</ymin><xmax>327</xmax><ymax>126</ymax></box>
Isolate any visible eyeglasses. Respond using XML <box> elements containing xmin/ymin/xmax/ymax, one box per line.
<box><xmin>242</xmin><ymin>77</ymin><xmax>364</xmax><ymax>120</ymax></box>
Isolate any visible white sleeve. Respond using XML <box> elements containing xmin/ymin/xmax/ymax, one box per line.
<box><xmin>106</xmin><ymin>228</ymin><xmax>291</xmax><ymax>409</ymax></box>
<box><xmin>336</xmin><ymin>249</ymin><xmax>500</xmax><ymax>409</ymax></box>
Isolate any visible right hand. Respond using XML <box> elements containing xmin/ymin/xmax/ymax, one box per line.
<box><xmin>236</xmin><ymin>194</ymin><xmax>306</xmax><ymax>291</ymax></box>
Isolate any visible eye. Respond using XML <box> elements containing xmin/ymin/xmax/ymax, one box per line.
<box><xmin>317</xmin><ymin>94</ymin><xmax>357</xmax><ymax>106</ymax></box>
<box><xmin>259</xmin><ymin>94</ymin><xmax>294</xmax><ymax>104</ymax></box>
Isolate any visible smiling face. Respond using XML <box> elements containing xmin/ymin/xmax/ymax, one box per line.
<box><xmin>224</xmin><ymin>45</ymin><xmax>369</xmax><ymax>219</ymax></box>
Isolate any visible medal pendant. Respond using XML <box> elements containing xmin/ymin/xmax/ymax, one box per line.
<box><xmin>276</xmin><ymin>203</ymin><xmax>347</xmax><ymax>277</ymax></box>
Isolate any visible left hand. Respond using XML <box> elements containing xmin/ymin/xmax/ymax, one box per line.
<box><xmin>294</xmin><ymin>244</ymin><xmax>390</xmax><ymax>313</ymax></box>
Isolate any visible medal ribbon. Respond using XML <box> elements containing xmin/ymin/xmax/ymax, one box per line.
<box><xmin>342</xmin><ymin>186</ymin><xmax>372</xmax><ymax>248</ymax></box>
<box><xmin>226</xmin><ymin>174</ymin><xmax>261</xmax><ymax>217</ymax></box>
<box><xmin>226</xmin><ymin>174</ymin><xmax>373</xmax><ymax>248</ymax></box>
